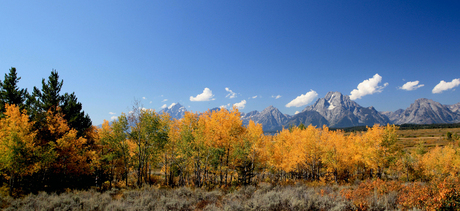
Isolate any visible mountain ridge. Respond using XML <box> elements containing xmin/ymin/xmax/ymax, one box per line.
<box><xmin>154</xmin><ymin>93</ymin><xmax>460</xmax><ymax>131</ymax></box>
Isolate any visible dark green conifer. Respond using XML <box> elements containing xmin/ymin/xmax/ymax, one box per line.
<box><xmin>0</xmin><ymin>67</ymin><xmax>29</xmax><ymax>115</ymax></box>
<box><xmin>30</xmin><ymin>69</ymin><xmax>92</xmax><ymax>136</ymax></box>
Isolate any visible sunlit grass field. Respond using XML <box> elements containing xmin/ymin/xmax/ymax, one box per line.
<box><xmin>396</xmin><ymin>127</ymin><xmax>460</xmax><ymax>149</ymax></box>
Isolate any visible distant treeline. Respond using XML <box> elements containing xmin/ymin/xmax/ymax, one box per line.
<box><xmin>398</xmin><ymin>123</ymin><xmax>460</xmax><ymax>130</ymax></box>
<box><xmin>327</xmin><ymin>122</ymin><xmax>460</xmax><ymax>132</ymax></box>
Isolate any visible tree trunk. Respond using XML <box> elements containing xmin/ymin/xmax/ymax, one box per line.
<box><xmin>9</xmin><ymin>174</ymin><xmax>14</xmax><ymax>196</ymax></box>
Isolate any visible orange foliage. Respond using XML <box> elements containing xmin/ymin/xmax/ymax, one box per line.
<box><xmin>341</xmin><ymin>177</ymin><xmax>460</xmax><ymax>210</ymax></box>
<box><xmin>341</xmin><ymin>179</ymin><xmax>402</xmax><ymax>210</ymax></box>
<box><xmin>42</xmin><ymin>107</ymin><xmax>96</xmax><ymax>175</ymax></box>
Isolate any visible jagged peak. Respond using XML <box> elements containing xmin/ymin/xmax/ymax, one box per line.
<box><xmin>168</xmin><ymin>103</ymin><xmax>177</xmax><ymax>109</ymax></box>
<box><xmin>324</xmin><ymin>91</ymin><xmax>343</xmax><ymax>100</ymax></box>
<box><xmin>262</xmin><ymin>105</ymin><xmax>277</xmax><ymax>112</ymax></box>
<box><xmin>410</xmin><ymin>98</ymin><xmax>441</xmax><ymax>108</ymax></box>
<box><xmin>307</xmin><ymin>91</ymin><xmax>356</xmax><ymax>110</ymax></box>
<box><xmin>244</xmin><ymin>110</ymin><xmax>259</xmax><ymax>116</ymax></box>
<box><xmin>163</xmin><ymin>102</ymin><xmax>184</xmax><ymax>110</ymax></box>
<box><xmin>414</xmin><ymin>98</ymin><xmax>431</xmax><ymax>103</ymax></box>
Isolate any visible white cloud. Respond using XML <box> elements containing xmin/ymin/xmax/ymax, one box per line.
<box><xmin>149</xmin><ymin>101</ymin><xmax>152</xmax><ymax>104</ymax></box>
<box><xmin>220</xmin><ymin>103</ymin><xmax>231</xmax><ymax>109</ymax></box>
<box><xmin>190</xmin><ymin>88</ymin><xmax>215</xmax><ymax>101</ymax></box>
<box><xmin>142</xmin><ymin>97</ymin><xmax>146</xmax><ymax>100</ymax></box>
<box><xmin>225</xmin><ymin>87</ymin><xmax>237</xmax><ymax>99</ymax></box>
<box><xmin>295</xmin><ymin>111</ymin><xmax>300</xmax><ymax>115</ymax></box>
<box><xmin>349</xmin><ymin>74</ymin><xmax>388</xmax><ymax>100</ymax></box>
<box><xmin>109</xmin><ymin>112</ymin><xmax>116</xmax><ymax>115</ymax></box>
<box><xmin>162</xmin><ymin>99</ymin><xmax>168</xmax><ymax>102</ymax></box>
<box><xmin>161</xmin><ymin>104</ymin><xmax>167</xmax><ymax>109</ymax></box>
<box><xmin>286</xmin><ymin>90</ymin><xmax>318</xmax><ymax>108</ymax></box>
<box><xmin>252</xmin><ymin>95</ymin><xmax>258</xmax><ymax>99</ymax></box>
<box><xmin>272</xmin><ymin>95</ymin><xmax>282</xmax><ymax>99</ymax></box>
<box><xmin>432</xmin><ymin>78</ymin><xmax>460</xmax><ymax>94</ymax></box>
<box><xmin>111</xmin><ymin>116</ymin><xmax>117</xmax><ymax>120</ymax></box>
<box><xmin>233</xmin><ymin>100</ymin><xmax>247</xmax><ymax>109</ymax></box>
<box><xmin>399</xmin><ymin>81</ymin><xmax>424</xmax><ymax>91</ymax></box>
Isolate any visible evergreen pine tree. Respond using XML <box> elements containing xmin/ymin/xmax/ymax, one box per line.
<box><xmin>30</xmin><ymin>70</ymin><xmax>92</xmax><ymax>137</ymax></box>
<box><xmin>0</xmin><ymin>67</ymin><xmax>29</xmax><ymax>115</ymax></box>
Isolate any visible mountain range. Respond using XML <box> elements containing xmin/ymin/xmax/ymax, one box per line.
<box><xmin>160</xmin><ymin>92</ymin><xmax>460</xmax><ymax>131</ymax></box>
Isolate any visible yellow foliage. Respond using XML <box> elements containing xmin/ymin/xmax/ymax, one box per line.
<box><xmin>0</xmin><ymin>104</ymin><xmax>40</xmax><ymax>177</ymax></box>
<box><xmin>420</xmin><ymin>144</ymin><xmax>459</xmax><ymax>180</ymax></box>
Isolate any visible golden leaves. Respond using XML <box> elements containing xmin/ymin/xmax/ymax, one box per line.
<box><xmin>0</xmin><ymin>104</ymin><xmax>39</xmax><ymax>176</ymax></box>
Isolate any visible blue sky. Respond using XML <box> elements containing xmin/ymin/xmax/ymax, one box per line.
<box><xmin>1</xmin><ymin>1</ymin><xmax>460</xmax><ymax>125</ymax></box>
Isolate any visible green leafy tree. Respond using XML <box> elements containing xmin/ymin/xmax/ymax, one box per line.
<box><xmin>109</xmin><ymin>114</ymin><xmax>131</xmax><ymax>187</ymax></box>
<box><xmin>129</xmin><ymin>101</ymin><xmax>169</xmax><ymax>186</ymax></box>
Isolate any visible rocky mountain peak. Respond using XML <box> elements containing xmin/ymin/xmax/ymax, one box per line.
<box><xmin>324</xmin><ymin>92</ymin><xmax>343</xmax><ymax>110</ymax></box>
<box><xmin>298</xmin><ymin>92</ymin><xmax>388</xmax><ymax>128</ymax></box>
<box><xmin>394</xmin><ymin>98</ymin><xmax>457</xmax><ymax>124</ymax></box>
<box><xmin>410</xmin><ymin>98</ymin><xmax>434</xmax><ymax>107</ymax></box>
<box><xmin>161</xmin><ymin>103</ymin><xmax>186</xmax><ymax>119</ymax></box>
<box><xmin>168</xmin><ymin>103</ymin><xmax>183</xmax><ymax>110</ymax></box>
<box><xmin>414</xmin><ymin>98</ymin><xmax>429</xmax><ymax>103</ymax></box>
<box><xmin>324</xmin><ymin>91</ymin><xmax>343</xmax><ymax>101</ymax></box>
<box><xmin>380</xmin><ymin>109</ymin><xmax>404</xmax><ymax>123</ymax></box>
<box><xmin>449</xmin><ymin>102</ymin><xmax>460</xmax><ymax>113</ymax></box>
<box><xmin>261</xmin><ymin>105</ymin><xmax>277</xmax><ymax>113</ymax></box>
<box><xmin>305</xmin><ymin>91</ymin><xmax>357</xmax><ymax>113</ymax></box>
<box><xmin>241</xmin><ymin>106</ymin><xmax>290</xmax><ymax>131</ymax></box>
<box><xmin>244</xmin><ymin>110</ymin><xmax>259</xmax><ymax>116</ymax></box>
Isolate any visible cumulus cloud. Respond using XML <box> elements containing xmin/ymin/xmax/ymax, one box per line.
<box><xmin>225</xmin><ymin>87</ymin><xmax>237</xmax><ymax>99</ymax></box>
<box><xmin>109</xmin><ymin>112</ymin><xmax>116</xmax><ymax>115</ymax></box>
<box><xmin>161</xmin><ymin>104</ymin><xmax>167</xmax><ymax>109</ymax></box>
<box><xmin>111</xmin><ymin>116</ymin><xmax>117</xmax><ymax>120</ymax></box>
<box><xmin>233</xmin><ymin>100</ymin><xmax>247</xmax><ymax>109</ymax></box>
<box><xmin>190</xmin><ymin>88</ymin><xmax>215</xmax><ymax>101</ymax></box>
<box><xmin>432</xmin><ymin>78</ymin><xmax>460</xmax><ymax>94</ymax></box>
<box><xmin>399</xmin><ymin>81</ymin><xmax>424</xmax><ymax>91</ymax></box>
<box><xmin>286</xmin><ymin>90</ymin><xmax>318</xmax><ymax>108</ymax></box>
<box><xmin>220</xmin><ymin>103</ymin><xmax>231</xmax><ymax>109</ymax></box>
<box><xmin>142</xmin><ymin>97</ymin><xmax>146</xmax><ymax>100</ymax></box>
<box><xmin>272</xmin><ymin>95</ymin><xmax>282</xmax><ymax>99</ymax></box>
<box><xmin>349</xmin><ymin>74</ymin><xmax>388</xmax><ymax>100</ymax></box>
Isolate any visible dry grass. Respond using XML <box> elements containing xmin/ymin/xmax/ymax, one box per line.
<box><xmin>396</xmin><ymin>127</ymin><xmax>460</xmax><ymax>150</ymax></box>
<box><xmin>0</xmin><ymin>184</ymin><xmax>355</xmax><ymax>211</ymax></box>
